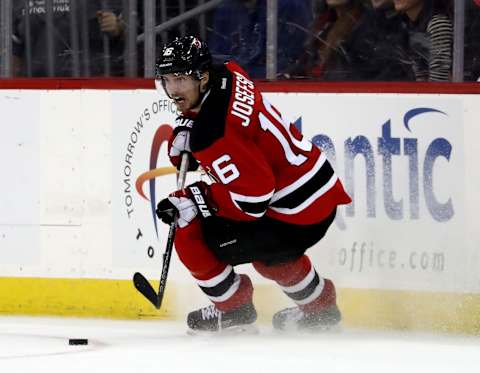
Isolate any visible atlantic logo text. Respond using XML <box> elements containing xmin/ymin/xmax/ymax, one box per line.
<box><xmin>308</xmin><ymin>107</ymin><xmax>454</xmax><ymax>223</ymax></box>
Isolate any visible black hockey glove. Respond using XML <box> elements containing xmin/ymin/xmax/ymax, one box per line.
<box><xmin>155</xmin><ymin>189</ymin><xmax>198</xmax><ymax>228</ymax></box>
<box><xmin>156</xmin><ymin>182</ymin><xmax>215</xmax><ymax>228</ymax></box>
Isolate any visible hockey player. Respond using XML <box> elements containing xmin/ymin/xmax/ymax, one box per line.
<box><xmin>154</xmin><ymin>36</ymin><xmax>351</xmax><ymax>333</ymax></box>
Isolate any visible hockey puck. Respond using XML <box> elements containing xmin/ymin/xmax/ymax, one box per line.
<box><xmin>68</xmin><ymin>338</ymin><xmax>88</xmax><ymax>345</ymax></box>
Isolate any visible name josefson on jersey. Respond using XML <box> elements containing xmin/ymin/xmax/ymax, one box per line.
<box><xmin>230</xmin><ymin>71</ymin><xmax>255</xmax><ymax>127</ymax></box>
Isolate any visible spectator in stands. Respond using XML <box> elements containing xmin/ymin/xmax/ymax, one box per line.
<box><xmin>464</xmin><ymin>0</ymin><xmax>480</xmax><ymax>81</ymax></box>
<box><xmin>12</xmin><ymin>0</ymin><xmax>125</xmax><ymax>77</ymax></box>
<box><xmin>208</xmin><ymin>0</ymin><xmax>313</xmax><ymax>78</ymax></box>
<box><xmin>394</xmin><ymin>0</ymin><xmax>453</xmax><ymax>81</ymax></box>
<box><xmin>339</xmin><ymin>0</ymin><xmax>412</xmax><ymax>81</ymax></box>
<box><xmin>287</xmin><ymin>0</ymin><xmax>366</xmax><ymax>80</ymax></box>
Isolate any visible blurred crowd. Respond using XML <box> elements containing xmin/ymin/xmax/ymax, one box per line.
<box><xmin>2</xmin><ymin>0</ymin><xmax>479</xmax><ymax>81</ymax></box>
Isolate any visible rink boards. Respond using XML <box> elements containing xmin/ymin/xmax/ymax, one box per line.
<box><xmin>0</xmin><ymin>83</ymin><xmax>479</xmax><ymax>333</ymax></box>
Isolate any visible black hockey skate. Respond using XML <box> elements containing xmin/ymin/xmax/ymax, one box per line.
<box><xmin>187</xmin><ymin>303</ymin><xmax>258</xmax><ymax>334</ymax></box>
<box><xmin>272</xmin><ymin>304</ymin><xmax>341</xmax><ymax>332</ymax></box>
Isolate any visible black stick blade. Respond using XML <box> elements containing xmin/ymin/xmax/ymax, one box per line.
<box><xmin>133</xmin><ymin>272</ymin><xmax>160</xmax><ymax>309</ymax></box>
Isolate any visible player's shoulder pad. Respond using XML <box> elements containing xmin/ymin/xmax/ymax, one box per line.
<box><xmin>190</xmin><ymin>64</ymin><xmax>233</xmax><ymax>152</ymax></box>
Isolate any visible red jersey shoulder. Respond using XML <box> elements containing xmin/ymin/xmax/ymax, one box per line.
<box><xmin>190</xmin><ymin>61</ymin><xmax>260</xmax><ymax>153</ymax></box>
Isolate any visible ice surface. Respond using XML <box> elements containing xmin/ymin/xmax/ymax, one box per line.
<box><xmin>1</xmin><ymin>316</ymin><xmax>480</xmax><ymax>373</ymax></box>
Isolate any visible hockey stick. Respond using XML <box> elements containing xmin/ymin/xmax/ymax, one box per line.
<box><xmin>133</xmin><ymin>152</ymin><xmax>189</xmax><ymax>309</ymax></box>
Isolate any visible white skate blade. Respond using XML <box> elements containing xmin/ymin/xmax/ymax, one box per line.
<box><xmin>275</xmin><ymin>322</ymin><xmax>342</xmax><ymax>334</ymax></box>
<box><xmin>304</xmin><ymin>323</ymin><xmax>343</xmax><ymax>334</ymax></box>
<box><xmin>187</xmin><ymin>323</ymin><xmax>259</xmax><ymax>337</ymax></box>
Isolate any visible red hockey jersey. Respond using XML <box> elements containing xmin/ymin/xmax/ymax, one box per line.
<box><xmin>185</xmin><ymin>61</ymin><xmax>351</xmax><ymax>225</ymax></box>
